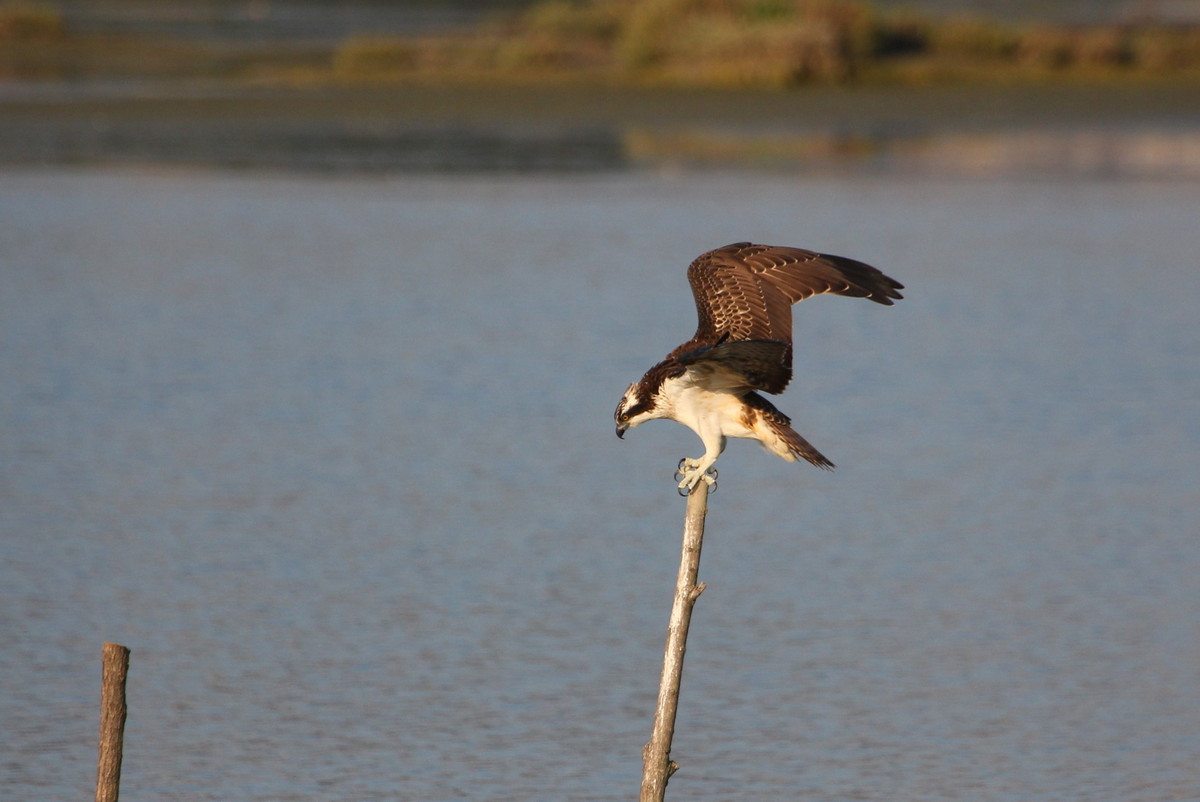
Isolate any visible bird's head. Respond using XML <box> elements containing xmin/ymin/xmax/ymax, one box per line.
<box><xmin>614</xmin><ymin>382</ymin><xmax>661</xmax><ymax>439</ymax></box>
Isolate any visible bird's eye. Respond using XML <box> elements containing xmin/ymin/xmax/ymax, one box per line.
<box><xmin>620</xmin><ymin>413</ymin><xmax>630</xmax><ymax>421</ymax></box>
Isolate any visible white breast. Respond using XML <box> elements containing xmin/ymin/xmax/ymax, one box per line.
<box><xmin>659</xmin><ymin>374</ymin><xmax>754</xmax><ymax>440</ymax></box>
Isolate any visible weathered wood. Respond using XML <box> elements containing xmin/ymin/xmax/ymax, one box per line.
<box><xmin>640</xmin><ymin>480</ymin><xmax>710</xmax><ymax>801</ymax></box>
<box><xmin>96</xmin><ymin>642</ymin><xmax>130</xmax><ymax>802</ymax></box>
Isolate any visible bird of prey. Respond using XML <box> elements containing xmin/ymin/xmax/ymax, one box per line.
<box><xmin>614</xmin><ymin>242</ymin><xmax>903</xmax><ymax>492</ymax></box>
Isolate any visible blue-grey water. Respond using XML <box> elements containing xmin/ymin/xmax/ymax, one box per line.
<box><xmin>2</xmin><ymin>167</ymin><xmax>1199</xmax><ymax>801</ymax></box>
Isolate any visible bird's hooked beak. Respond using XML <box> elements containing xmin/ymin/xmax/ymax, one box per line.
<box><xmin>615</xmin><ymin>422</ymin><xmax>628</xmax><ymax>439</ymax></box>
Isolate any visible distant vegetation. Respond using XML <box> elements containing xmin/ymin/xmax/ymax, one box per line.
<box><xmin>0</xmin><ymin>3</ymin><xmax>64</xmax><ymax>40</ymax></box>
<box><xmin>0</xmin><ymin>2</ymin><xmax>324</xmax><ymax>81</ymax></box>
<box><xmin>3</xmin><ymin>0</ymin><xmax>1200</xmax><ymax>88</ymax></box>
<box><xmin>331</xmin><ymin>0</ymin><xmax>1200</xmax><ymax>88</ymax></box>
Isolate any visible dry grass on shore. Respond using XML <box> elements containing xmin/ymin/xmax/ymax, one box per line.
<box><xmin>330</xmin><ymin>0</ymin><xmax>1200</xmax><ymax>88</ymax></box>
<box><xmin>3</xmin><ymin>0</ymin><xmax>1200</xmax><ymax>90</ymax></box>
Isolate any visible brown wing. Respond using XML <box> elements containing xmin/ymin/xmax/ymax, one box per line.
<box><xmin>684</xmin><ymin>242</ymin><xmax>904</xmax><ymax>348</ymax></box>
<box><xmin>676</xmin><ymin>339</ymin><xmax>792</xmax><ymax>394</ymax></box>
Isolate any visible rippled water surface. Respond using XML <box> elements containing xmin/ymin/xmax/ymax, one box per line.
<box><xmin>2</xmin><ymin>168</ymin><xmax>1199</xmax><ymax>800</ymax></box>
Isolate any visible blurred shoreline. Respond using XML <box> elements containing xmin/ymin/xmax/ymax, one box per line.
<box><xmin>3</xmin><ymin>0</ymin><xmax>1200</xmax><ymax>176</ymax></box>
<box><xmin>2</xmin><ymin>81</ymin><xmax>1199</xmax><ymax>176</ymax></box>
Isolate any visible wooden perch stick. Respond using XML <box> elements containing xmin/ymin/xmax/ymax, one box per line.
<box><xmin>96</xmin><ymin>642</ymin><xmax>130</xmax><ymax>802</ymax></box>
<box><xmin>640</xmin><ymin>480</ymin><xmax>711</xmax><ymax>801</ymax></box>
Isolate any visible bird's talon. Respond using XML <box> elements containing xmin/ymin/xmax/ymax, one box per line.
<box><xmin>674</xmin><ymin>457</ymin><xmax>699</xmax><ymax>486</ymax></box>
<box><xmin>674</xmin><ymin>462</ymin><xmax>717</xmax><ymax>495</ymax></box>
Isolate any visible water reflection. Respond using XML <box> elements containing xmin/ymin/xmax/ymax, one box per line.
<box><xmin>627</xmin><ymin>126</ymin><xmax>1200</xmax><ymax>177</ymax></box>
<box><xmin>5</xmin><ymin>114</ymin><xmax>1200</xmax><ymax>177</ymax></box>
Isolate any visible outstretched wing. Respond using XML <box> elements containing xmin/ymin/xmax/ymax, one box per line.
<box><xmin>676</xmin><ymin>338</ymin><xmax>792</xmax><ymax>394</ymax></box>
<box><xmin>684</xmin><ymin>242</ymin><xmax>904</xmax><ymax>348</ymax></box>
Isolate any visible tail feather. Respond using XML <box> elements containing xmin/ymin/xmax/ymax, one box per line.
<box><xmin>779</xmin><ymin>425</ymin><xmax>835</xmax><ymax>471</ymax></box>
<box><xmin>742</xmin><ymin>392</ymin><xmax>835</xmax><ymax>471</ymax></box>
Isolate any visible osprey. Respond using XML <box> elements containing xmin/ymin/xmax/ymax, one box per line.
<box><xmin>614</xmin><ymin>242</ymin><xmax>903</xmax><ymax>492</ymax></box>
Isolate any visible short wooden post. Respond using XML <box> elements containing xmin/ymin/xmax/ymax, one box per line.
<box><xmin>640</xmin><ymin>480</ymin><xmax>710</xmax><ymax>801</ymax></box>
<box><xmin>96</xmin><ymin>642</ymin><xmax>130</xmax><ymax>802</ymax></box>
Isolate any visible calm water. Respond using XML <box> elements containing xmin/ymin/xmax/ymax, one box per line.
<box><xmin>2</xmin><ymin>168</ymin><xmax>1199</xmax><ymax>801</ymax></box>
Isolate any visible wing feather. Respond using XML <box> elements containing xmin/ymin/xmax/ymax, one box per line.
<box><xmin>685</xmin><ymin>242</ymin><xmax>904</xmax><ymax>348</ymax></box>
<box><xmin>676</xmin><ymin>339</ymin><xmax>792</xmax><ymax>394</ymax></box>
